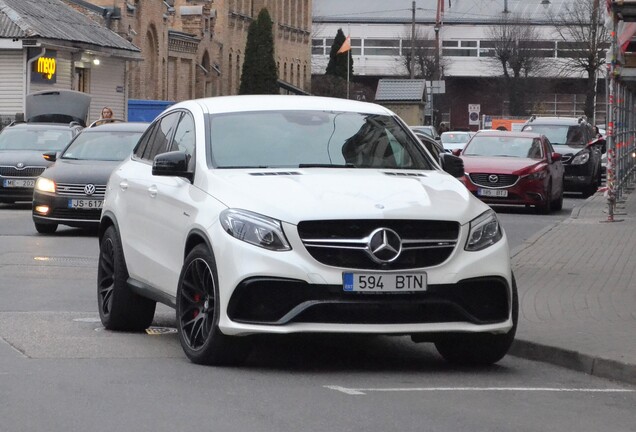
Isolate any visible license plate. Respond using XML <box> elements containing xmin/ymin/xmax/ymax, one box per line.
<box><xmin>68</xmin><ymin>199</ymin><xmax>103</xmax><ymax>209</ymax></box>
<box><xmin>478</xmin><ymin>188</ymin><xmax>508</xmax><ymax>197</ymax></box>
<box><xmin>3</xmin><ymin>179</ymin><xmax>35</xmax><ymax>188</ymax></box>
<box><xmin>343</xmin><ymin>272</ymin><xmax>427</xmax><ymax>293</ymax></box>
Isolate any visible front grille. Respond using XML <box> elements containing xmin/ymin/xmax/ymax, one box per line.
<box><xmin>0</xmin><ymin>166</ymin><xmax>46</xmax><ymax>177</ymax></box>
<box><xmin>49</xmin><ymin>208</ymin><xmax>101</xmax><ymax>220</ymax></box>
<box><xmin>298</xmin><ymin>219</ymin><xmax>459</xmax><ymax>270</ymax></box>
<box><xmin>469</xmin><ymin>173</ymin><xmax>518</xmax><ymax>188</ymax></box>
<box><xmin>227</xmin><ymin>277</ymin><xmax>510</xmax><ymax>325</ymax></box>
<box><xmin>56</xmin><ymin>183</ymin><xmax>107</xmax><ymax>198</ymax></box>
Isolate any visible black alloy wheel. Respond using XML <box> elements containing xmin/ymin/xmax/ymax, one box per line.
<box><xmin>176</xmin><ymin>245</ymin><xmax>250</xmax><ymax>365</ymax></box>
<box><xmin>97</xmin><ymin>225</ymin><xmax>156</xmax><ymax>331</ymax></box>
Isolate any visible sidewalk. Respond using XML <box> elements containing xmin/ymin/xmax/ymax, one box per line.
<box><xmin>509</xmin><ymin>186</ymin><xmax>636</xmax><ymax>385</ymax></box>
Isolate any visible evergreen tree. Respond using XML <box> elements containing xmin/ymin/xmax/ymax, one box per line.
<box><xmin>325</xmin><ymin>28</ymin><xmax>353</xmax><ymax>80</ymax></box>
<box><xmin>239</xmin><ymin>8</ymin><xmax>278</xmax><ymax>95</ymax></box>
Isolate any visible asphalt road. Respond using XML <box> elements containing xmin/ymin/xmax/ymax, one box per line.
<box><xmin>1</xmin><ymin>198</ymin><xmax>635</xmax><ymax>432</ymax></box>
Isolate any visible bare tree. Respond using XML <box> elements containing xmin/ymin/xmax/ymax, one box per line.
<box><xmin>401</xmin><ymin>25</ymin><xmax>446</xmax><ymax>80</ymax></box>
<box><xmin>486</xmin><ymin>14</ymin><xmax>545</xmax><ymax>116</ymax></box>
<box><xmin>550</xmin><ymin>0</ymin><xmax>609</xmax><ymax>120</ymax></box>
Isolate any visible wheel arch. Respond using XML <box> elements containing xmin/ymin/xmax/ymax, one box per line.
<box><xmin>184</xmin><ymin>229</ymin><xmax>213</xmax><ymax>262</ymax></box>
<box><xmin>98</xmin><ymin>210</ymin><xmax>119</xmax><ymax>243</ymax></box>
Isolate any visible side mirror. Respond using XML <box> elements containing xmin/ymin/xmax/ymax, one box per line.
<box><xmin>42</xmin><ymin>151</ymin><xmax>57</xmax><ymax>162</ymax></box>
<box><xmin>153</xmin><ymin>150</ymin><xmax>193</xmax><ymax>182</ymax></box>
<box><xmin>451</xmin><ymin>148</ymin><xmax>462</xmax><ymax>157</ymax></box>
<box><xmin>440</xmin><ymin>153</ymin><xmax>465</xmax><ymax>178</ymax></box>
<box><xmin>552</xmin><ymin>152</ymin><xmax>562</xmax><ymax>162</ymax></box>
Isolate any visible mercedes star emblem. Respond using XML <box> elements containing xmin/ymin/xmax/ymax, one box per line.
<box><xmin>488</xmin><ymin>174</ymin><xmax>499</xmax><ymax>183</ymax></box>
<box><xmin>367</xmin><ymin>228</ymin><xmax>402</xmax><ymax>263</ymax></box>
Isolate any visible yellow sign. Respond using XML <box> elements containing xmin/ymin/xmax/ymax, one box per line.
<box><xmin>36</xmin><ymin>56</ymin><xmax>57</xmax><ymax>80</ymax></box>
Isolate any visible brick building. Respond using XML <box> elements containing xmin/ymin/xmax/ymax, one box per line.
<box><xmin>66</xmin><ymin>0</ymin><xmax>312</xmax><ymax>105</ymax></box>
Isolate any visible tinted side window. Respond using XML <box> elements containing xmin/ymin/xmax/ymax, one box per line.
<box><xmin>143</xmin><ymin>112</ymin><xmax>181</xmax><ymax>161</ymax></box>
<box><xmin>134</xmin><ymin>123</ymin><xmax>159</xmax><ymax>159</ymax></box>
<box><xmin>171</xmin><ymin>112</ymin><xmax>195</xmax><ymax>169</ymax></box>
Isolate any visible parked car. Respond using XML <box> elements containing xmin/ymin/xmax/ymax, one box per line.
<box><xmin>412</xmin><ymin>130</ymin><xmax>445</xmax><ymax>160</ymax></box>
<box><xmin>441</xmin><ymin>131</ymin><xmax>473</xmax><ymax>152</ymax></box>
<box><xmin>410</xmin><ymin>125</ymin><xmax>440</xmax><ymax>143</ymax></box>
<box><xmin>98</xmin><ymin>95</ymin><xmax>517</xmax><ymax>366</ymax></box>
<box><xmin>0</xmin><ymin>90</ymin><xmax>89</xmax><ymax>203</ymax></box>
<box><xmin>32</xmin><ymin>121</ymin><xmax>149</xmax><ymax>233</ymax></box>
<box><xmin>521</xmin><ymin>116</ymin><xmax>604</xmax><ymax>197</ymax></box>
<box><xmin>457</xmin><ymin>130</ymin><xmax>565</xmax><ymax>214</ymax></box>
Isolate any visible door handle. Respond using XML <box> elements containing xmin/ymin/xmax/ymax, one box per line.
<box><xmin>119</xmin><ymin>180</ymin><xmax>128</xmax><ymax>191</ymax></box>
<box><xmin>148</xmin><ymin>185</ymin><xmax>158</xmax><ymax>198</ymax></box>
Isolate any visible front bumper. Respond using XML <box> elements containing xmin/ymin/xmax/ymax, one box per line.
<box><xmin>32</xmin><ymin>190</ymin><xmax>102</xmax><ymax>228</ymax></box>
<box><xmin>211</xmin><ymin>219</ymin><xmax>514</xmax><ymax>336</ymax></box>
<box><xmin>464</xmin><ymin>176</ymin><xmax>548</xmax><ymax>207</ymax></box>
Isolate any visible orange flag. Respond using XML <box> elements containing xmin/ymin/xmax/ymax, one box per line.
<box><xmin>337</xmin><ymin>36</ymin><xmax>351</xmax><ymax>54</ymax></box>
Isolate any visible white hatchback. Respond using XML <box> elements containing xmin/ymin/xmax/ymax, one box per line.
<box><xmin>98</xmin><ymin>95</ymin><xmax>517</xmax><ymax>365</ymax></box>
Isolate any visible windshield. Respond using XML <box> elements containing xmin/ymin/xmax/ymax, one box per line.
<box><xmin>208</xmin><ymin>111</ymin><xmax>434</xmax><ymax>170</ymax></box>
<box><xmin>0</xmin><ymin>128</ymin><xmax>72</xmax><ymax>151</ymax></box>
<box><xmin>522</xmin><ymin>124</ymin><xmax>585</xmax><ymax>147</ymax></box>
<box><xmin>62</xmin><ymin>130</ymin><xmax>143</xmax><ymax>161</ymax></box>
<box><xmin>463</xmin><ymin>135</ymin><xmax>544</xmax><ymax>159</ymax></box>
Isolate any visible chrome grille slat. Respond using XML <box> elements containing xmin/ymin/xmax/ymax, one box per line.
<box><xmin>56</xmin><ymin>183</ymin><xmax>107</xmax><ymax>198</ymax></box>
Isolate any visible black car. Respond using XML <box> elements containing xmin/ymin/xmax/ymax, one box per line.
<box><xmin>32</xmin><ymin>122</ymin><xmax>148</xmax><ymax>233</ymax></box>
<box><xmin>521</xmin><ymin>116</ymin><xmax>605</xmax><ymax>197</ymax></box>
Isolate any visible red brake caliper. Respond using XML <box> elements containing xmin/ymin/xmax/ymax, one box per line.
<box><xmin>193</xmin><ymin>293</ymin><xmax>201</xmax><ymax>318</ymax></box>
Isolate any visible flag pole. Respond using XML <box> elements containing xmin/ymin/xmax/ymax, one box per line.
<box><xmin>347</xmin><ymin>23</ymin><xmax>350</xmax><ymax>99</ymax></box>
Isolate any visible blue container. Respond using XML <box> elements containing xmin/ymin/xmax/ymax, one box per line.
<box><xmin>127</xmin><ymin>99</ymin><xmax>174</xmax><ymax>122</ymax></box>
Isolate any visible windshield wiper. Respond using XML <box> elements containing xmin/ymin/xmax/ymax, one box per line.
<box><xmin>298</xmin><ymin>163</ymin><xmax>356</xmax><ymax>168</ymax></box>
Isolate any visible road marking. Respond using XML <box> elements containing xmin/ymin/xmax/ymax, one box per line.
<box><xmin>324</xmin><ymin>386</ymin><xmax>635</xmax><ymax>395</ymax></box>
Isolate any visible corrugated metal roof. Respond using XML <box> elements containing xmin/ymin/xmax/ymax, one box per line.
<box><xmin>0</xmin><ymin>0</ymin><xmax>140</xmax><ymax>52</ymax></box>
<box><xmin>375</xmin><ymin>79</ymin><xmax>426</xmax><ymax>101</ymax></box>
<box><xmin>314</xmin><ymin>0</ymin><xmax>572</xmax><ymax>25</ymax></box>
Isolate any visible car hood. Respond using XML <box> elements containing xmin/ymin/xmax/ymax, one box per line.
<box><xmin>461</xmin><ymin>156</ymin><xmax>543</xmax><ymax>175</ymax></box>
<box><xmin>551</xmin><ymin>144</ymin><xmax>586</xmax><ymax>155</ymax></box>
<box><xmin>25</xmin><ymin>90</ymin><xmax>91</xmax><ymax>126</ymax></box>
<box><xmin>205</xmin><ymin>169</ymin><xmax>484</xmax><ymax>225</ymax></box>
<box><xmin>41</xmin><ymin>159</ymin><xmax>120</xmax><ymax>184</ymax></box>
<box><xmin>0</xmin><ymin>150</ymin><xmax>53</xmax><ymax>167</ymax></box>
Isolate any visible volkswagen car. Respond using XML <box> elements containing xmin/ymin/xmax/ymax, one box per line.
<box><xmin>32</xmin><ymin>122</ymin><xmax>148</xmax><ymax>233</ymax></box>
<box><xmin>457</xmin><ymin>130</ymin><xmax>564</xmax><ymax>214</ymax></box>
<box><xmin>98</xmin><ymin>95</ymin><xmax>517</xmax><ymax>366</ymax></box>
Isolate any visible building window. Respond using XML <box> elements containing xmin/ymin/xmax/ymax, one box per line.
<box><xmin>74</xmin><ymin>67</ymin><xmax>90</xmax><ymax>93</ymax></box>
<box><xmin>442</xmin><ymin>40</ymin><xmax>478</xmax><ymax>57</ymax></box>
<box><xmin>363</xmin><ymin>39</ymin><xmax>399</xmax><ymax>56</ymax></box>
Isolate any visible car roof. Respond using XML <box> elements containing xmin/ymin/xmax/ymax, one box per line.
<box><xmin>171</xmin><ymin>95</ymin><xmax>394</xmax><ymax>115</ymax></box>
<box><xmin>441</xmin><ymin>131</ymin><xmax>470</xmax><ymax>135</ymax></box>
<box><xmin>2</xmin><ymin>122</ymin><xmax>78</xmax><ymax>131</ymax></box>
<box><xmin>525</xmin><ymin>116</ymin><xmax>585</xmax><ymax>126</ymax></box>
<box><xmin>81</xmin><ymin>122</ymin><xmax>149</xmax><ymax>132</ymax></box>
<box><xmin>473</xmin><ymin>130</ymin><xmax>543</xmax><ymax>138</ymax></box>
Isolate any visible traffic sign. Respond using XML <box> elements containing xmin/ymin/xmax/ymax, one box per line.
<box><xmin>468</xmin><ymin>104</ymin><xmax>480</xmax><ymax>125</ymax></box>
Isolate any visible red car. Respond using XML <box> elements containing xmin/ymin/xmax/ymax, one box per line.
<box><xmin>456</xmin><ymin>131</ymin><xmax>565</xmax><ymax>213</ymax></box>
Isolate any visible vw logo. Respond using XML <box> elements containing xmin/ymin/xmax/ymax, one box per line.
<box><xmin>84</xmin><ymin>184</ymin><xmax>96</xmax><ymax>196</ymax></box>
<box><xmin>367</xmin><ymin>228</ymin><xmax>402</xmax><ymax>263</ymax></box>
<box><xmin>488</xmin><ymin>174</ymin><xmax>499</xmax><ymax>183</ymax></box>
<box><xmin>16</xmin><ymin>162</ymin><xmax>24</xmax><ymax>169</ymax></box>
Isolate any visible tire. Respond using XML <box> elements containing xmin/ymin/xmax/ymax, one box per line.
<box><xmin>551</xmin><ymin>183</ymin><xmax>563</xmax><ymax>211</ymax></box>
<box><xmin>97</xmin><ymin>225</ymin><xmax>156</xmax><ymax>331</ymax></box>
<box><xmin>434</xmin><ymin>275</ymin><xmax>519</xmax><ymax>366</ymax></box>
<box><xmin>537</xmin><ymin>182</ymin><xmax>552</xmax><ymax>214</ymax></box>
<box><xmin>34</xmin><ymin>222</ymin><xmax>58</xmax><ymax>234</ymax></box>
<box><xmin>176</xmin><ymin>244</ymin><xmax>250</xmax><ymax>365</ymax></box>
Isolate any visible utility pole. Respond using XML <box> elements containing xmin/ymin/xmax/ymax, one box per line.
<box><xmin>410</xmin><ymin>1</ymin><xmax>415</xmax><ymax>79</ymax></box>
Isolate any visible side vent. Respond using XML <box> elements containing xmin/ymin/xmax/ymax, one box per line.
<box><xmin>383</xmin><ymin>172</ymin><xmax>426</xmax><ymax>178</ymax></box>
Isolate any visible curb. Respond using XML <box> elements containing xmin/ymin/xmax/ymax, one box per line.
<box><xmin>510</xmin><ymin>339</ymin><xmax>636</xmax><ymax>386</ymax></box>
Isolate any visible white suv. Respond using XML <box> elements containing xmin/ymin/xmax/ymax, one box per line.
<box><xmin>98</xmin><ymin>95</ymin><xmax>517</xmax><ymax>366</ymax></box>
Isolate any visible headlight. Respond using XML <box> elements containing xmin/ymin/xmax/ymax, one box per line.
<box><xmin>35</xmin><ymin>177</ymin><xmax>56</xmax><ymax>193</ymax></box>
<box><xmin>465</xmin><ymin>209</ymin><xmax>503</xmax><ymax>251</ymax></box>
<box><xmin>524</xmin><ymin>170</ymin><xmax>547</xmax><ymax>180</ymax></box>
<box><xmin>571</xmin><ymin>151</ymin><xmax>590</xmax><ymax>165</ymax></box>
<box><xmin>220</xmin><ymin>209</ymin><xmax>291</xmax><ymax>251</ymax></box>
